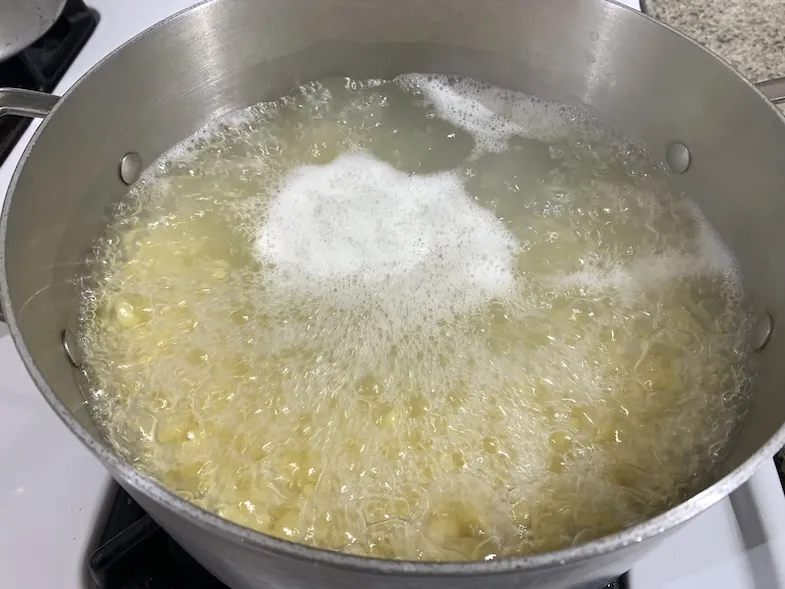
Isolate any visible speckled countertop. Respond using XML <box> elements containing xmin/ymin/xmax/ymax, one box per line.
<box><xmin>644</xmin><ymin>0</ymin><xmax>785</xmax><ymax>84</ymax></box>
<box><xmin>643</xmin><ymin>0</ymin><xmax>785</xmax><ymax>480</ymax></box>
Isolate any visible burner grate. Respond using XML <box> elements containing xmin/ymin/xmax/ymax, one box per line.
<box><xmin>0</xmin><ymin>0</ymin><xmax>98</xmax><ymax>166</ymax></box>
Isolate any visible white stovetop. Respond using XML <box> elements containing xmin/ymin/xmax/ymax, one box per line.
<box><xmin>2</xmin><ymin>1</ymin><xmax>785</xmax><ymax>588</ymax></box>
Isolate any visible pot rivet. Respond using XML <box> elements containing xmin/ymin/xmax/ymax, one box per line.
<box><xmin>752</xmin><ymin>312</ymin><xmax>774</xmax><ymax>352</ymax></box>
<box><xmin>119</xmin><ymin>152</ymin><xmax>142</xmax><ymax>185</ymax></box>
<box><xmin>61</xmin><ymin>329</ymin><xmax>83</xmax><ymax>369</ymax></box>
<box><xmin>665</xmin><ymin>142</ymin><xmax>690</xmax><ymax>174</ymax></box>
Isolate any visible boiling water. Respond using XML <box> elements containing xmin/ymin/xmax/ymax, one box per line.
<box><xmin>77</xmin><ymin>75</ymin><xmax>753</xmax><ymax>561</ymax></box>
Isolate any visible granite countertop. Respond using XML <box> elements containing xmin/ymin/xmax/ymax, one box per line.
<box><xmin>644</xmin><ymin>0</ymin><xmax>785</xmax><ymax>84</ymax></box>
<box><xmin>644</xmin><ymin>0</ymin><xmax>785</xmax><ymax>479</ymax></box>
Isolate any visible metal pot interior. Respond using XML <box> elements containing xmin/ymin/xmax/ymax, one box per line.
<box><xmin>3</xmin><ymin>0</ymin><xmax>785</xmax><ymax>574</ymax></box>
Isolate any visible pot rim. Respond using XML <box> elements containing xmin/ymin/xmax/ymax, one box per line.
<box><xmin>3</xmin><ymin>0</ymin><xmax>785</xmax><ymax>576</ymax></box>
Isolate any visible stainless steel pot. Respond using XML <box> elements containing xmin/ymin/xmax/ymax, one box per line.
<box><xmin>0</xmin><ymin>0</ymin><xmax>67</xmax><ymax>61</ymax></box>
<box><xmin>2</xmin><ymin>1</ymin><xmax>785</xmax><ymax>587</ymax></box>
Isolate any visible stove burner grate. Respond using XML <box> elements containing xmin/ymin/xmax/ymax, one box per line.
<box><xmin>0</xmin><ymin>0</ymin><xmax>98</xmax><ymax>166</ymax></box>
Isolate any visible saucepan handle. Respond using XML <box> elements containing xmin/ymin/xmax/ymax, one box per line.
<box><xmin>756</xmin><ymin>77</ymin><xmax>785</xmax><ymax>105</ymax></box>
<box><xmin>0</xmin><ymin>88</ymin><xmax>60</xmax><ymax>324</ymax></box>
<box><xmin>0</xmin><ymin>88</ymin><xmax>60</xmax><ymax>119</ymax></box>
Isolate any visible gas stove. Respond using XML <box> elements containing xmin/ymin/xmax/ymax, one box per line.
<box><xmin>2</xmin><ymin>1</ymin><xmax>785</xmax><ymax>588</ymax></box>
<box><xmin>0</xmin><ymin>0</ymin><xmax>98</xmax><ymax>166</ymax></box>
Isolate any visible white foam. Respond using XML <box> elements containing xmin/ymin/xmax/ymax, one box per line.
<box><xmin>688</xmin><ymin>201</ymin><xmax>741</xmax><ymax>282</ymax></box>
<box><xmin>146</xmin><ymin>108</ymin><xmax>259</xmax><ymax>174</ymax></box>
<box><xmin>558</xmin><ymin>254</ymin><xmax>704</xmax><ymax>294</ymax></box>
<box><xmin>395</xmin><ymin>74</ymin><xmax>577</xmax><ymax>156</ymax></box>
<box><xmin>556</xmin><ymin>201</ymin><xmax>742</xmax><ymax>300</ymax></box>
<box><xmin>255</xmin><ymin>151</ymin><xmax>519</xmax><ymax>323</ymax></box>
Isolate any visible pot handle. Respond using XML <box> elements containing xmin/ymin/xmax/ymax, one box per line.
<box><xmin>756</xmin><ymin>77</ymin><xmax>785</xmax><ymax>105</ymax></box>
<box><xmin>0</xmin><ymin>89</ymin><xmax>59</xmax><ymax>324</ymax></box>
<box><xmin>0</xmin><ymin>88</ymin><xmax>60</xmax><ymax>119</ymax></box>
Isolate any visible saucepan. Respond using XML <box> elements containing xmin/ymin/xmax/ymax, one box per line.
<box><xmin>0</xmin><ymin>0</ymin><xmax>67</xmax><ymax>61</ymax></box>
<box><xmin>2</xmin><ymin>1</ymin><xmax>785</xmax><ymax>588</ymax></box>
